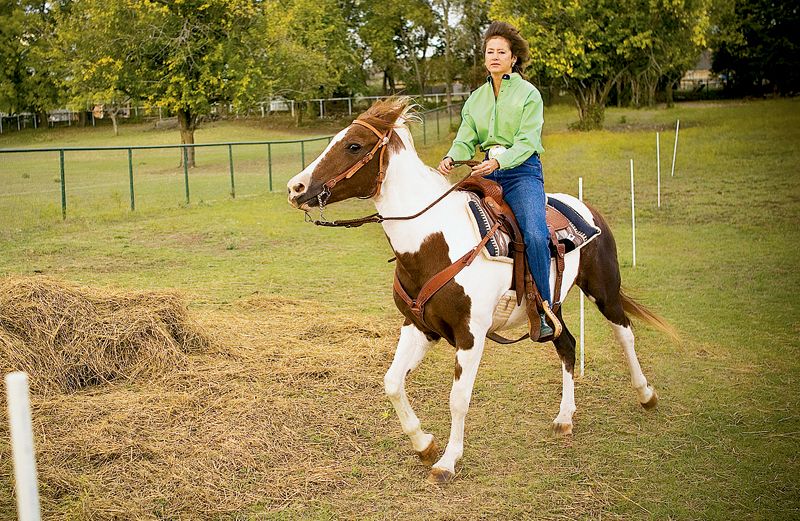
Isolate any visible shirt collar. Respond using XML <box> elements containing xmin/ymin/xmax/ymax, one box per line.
<box><xmin>486</xmin><ymin>72</ymin><xmax>516</xmax><ymax>84</ymax></box>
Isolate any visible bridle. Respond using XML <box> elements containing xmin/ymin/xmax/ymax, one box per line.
<box><xmin>305</xmin><ymin>118</ymin><xmax>478</xmax><ymax>228</ymax></box>
<box><xmin>314</xmin><ymin>119</ymin><xmax>393</xmax><ymax>210</ymax></box>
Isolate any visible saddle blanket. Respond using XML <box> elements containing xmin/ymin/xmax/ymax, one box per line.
<box><xmin>465</xmin><ymin>192</ymin><xmax>601</xmax><ymax>260</ymax></box>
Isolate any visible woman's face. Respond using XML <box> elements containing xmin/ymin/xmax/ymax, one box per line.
<box><xmin>485</xmin><ymin>37</ymin><xmax>514</xmax><ymax>75</ymax></box>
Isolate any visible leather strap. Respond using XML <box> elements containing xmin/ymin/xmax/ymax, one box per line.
<box><xmin>487</xmin><ymin>331</ymin><xmax>530</xmax><ymax>344</ymax></box>
<box><xmin>311</xmin><ymin>169</ymin><xmax>475</xmax><ymax>228</ymax></box>
<box><xmin>311</xmin><ymin>159</ymin><xmax>485</xmax><ymax>228</ymax></box>
<box><xmin>322</xmin><ymin>119</ymin><xmax>392</xmax><ymax>198</ymax></box>
<box><xmin>394</xmin><ymin>221</ymin><xmax>504</xmax><ymax>324</ymax></box>
<box><xmin>548</xmin><ymin>226</ymin><xmax>566</xmax><ymax>312</ymax></box>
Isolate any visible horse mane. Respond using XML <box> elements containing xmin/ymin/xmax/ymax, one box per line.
<box><xmin>357</xmin><ymin>96</ymin><xmax>419</xmax><ymax>134</ymax></box>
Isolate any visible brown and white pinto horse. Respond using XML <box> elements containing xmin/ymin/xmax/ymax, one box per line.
<box><xmin>287</xmin><ymin>99</ymin><xmax>675</xmax><ymax>484</ymax></box>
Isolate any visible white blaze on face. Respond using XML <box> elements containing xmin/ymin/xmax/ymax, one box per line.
<box><xmin>287</xmin><ymin>127</ymin><xmax>349</xmax><ymax>206</ymax></box>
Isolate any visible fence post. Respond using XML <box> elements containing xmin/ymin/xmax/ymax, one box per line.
<box><xmin>422</xmin><ymin>116</ymin><xmax>427</xmax><ymax>146</ymax></box>
<box><xmin>59</xmin><ymin>150</ymin><xmax>66</xmax><ymax>220</ymax></box>
<box><xmin>183</xmin><ymin>147</ymin><xmax>190</xmax><ymax>204</ymax></box>
<box><xmin>127</xmin><ymin>148</ymin><xmax>135</xmax><ymax>211</ymax></box>
<box><xmin>5</xmin><ymin>372</ymin><xmax>42</xmax><ymax>521</ymax></box>
<box><xmin>436</xmin><ymin>109</ymin><xmax>440</xmax><ymax>139</ymax></box>
<box><xmin>267</xmin><ymin>143</ymin><xmax>273</xmax><ymax>192</ymax></box>
<box><xmin>228</xmin><ymin>144</ymin><xmax>236</xmax><ymax>198</ymax></box>
<box><xmin>301</xmin><ymin>141</ymin><xmax>305</xmax><ymax>169</ymax></box>
<box><xmin>348</xmin><ymin>98</ymin><xmax>352</xmax><ymax>116</ymax></box>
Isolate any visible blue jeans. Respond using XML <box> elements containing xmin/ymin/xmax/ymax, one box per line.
<box><xmin>485</xmin><ymin>154</ymin><xmax>552</xmax><ymax>305</ymax></box>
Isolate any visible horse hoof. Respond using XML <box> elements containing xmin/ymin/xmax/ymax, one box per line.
<box><xmin>427</xmin><ymin>467</ymin><xmax>455</xmax><ymax>485</ymax></box>
<box><xmin>552</xmin><ymin>421</ymin><xmax>573</xmax><ymax>436</ymax></box>
<box><xmin>416</xmin><ymin>439</ymin><xmax>439</xmax><ymax>467</ymax></box>
<box><xmin>641</xmin><ymin>388</ymin><xmax>659</xmax><ymax>410</ymax></box>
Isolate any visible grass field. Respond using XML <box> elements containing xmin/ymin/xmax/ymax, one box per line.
<box><xmin>0</xmin><ymin>99</ymin><xmax>799</xmax><ymax>520</ymax></box>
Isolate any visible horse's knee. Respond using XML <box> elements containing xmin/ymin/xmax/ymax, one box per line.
<box><xmin>384</xmin><ymin>373</ymin><xmax>403</xmax><ymax>400</ymax></box>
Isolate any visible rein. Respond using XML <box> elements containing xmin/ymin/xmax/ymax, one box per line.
<box><xmin>306</xmin><ymin>159</ymin><xmax>481</xmax><ymax>228</ymax></box>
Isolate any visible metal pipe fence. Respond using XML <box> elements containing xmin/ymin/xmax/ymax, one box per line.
<box><xmin>0</xmin><ymin>93</ymin><xmax>470</xmax><ymax>134</ymax></box>
<box><xmin>0</xmin><ymin>104</ymin><xmax>462</xmax><ymax>226</ymax></box>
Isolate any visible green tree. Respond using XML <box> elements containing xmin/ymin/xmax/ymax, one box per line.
<box><xmin>491</xmin><ymin>0</ymin><xmax>709</xmax><ymax>128</ymax></box>
<box><xmin>264</xmin><ymin>0</ymin><xmax>362</xmax><ymax>124</ymax></box>
<box><xmin>134</xmin><ymin>0</ymin><xmax>266</xmax><ymax>166</ymax></box>
<box><xmin>0</xmin><ymin>1</ymin><xmax>64</xmax><ymax>123</ymax></box>
<box><xmin>57</xmin><ymin>0</ymin><xmax>147</xmax><ymax>135</ymax></box>
<box><xmin>357</xmin><ymin>2</ymin><xmax>404</xmax><ymax>94</ymax></box>
<box><xmin>492</xmin><ymin>0</ymin><xmax>633</xmax><ymax>129</ymax></box>
<box><xmin>620</xmin><ymin>0</ymin><xmax>710</xmax><ymax>108</ymax></box>
<box><xmin>452</xmin><ymin>0</ymin><xmax>491</xmax><ymax>90</ymax></box>
<box><xmin>711</xmin><ymin>0</ymin><xmax>800</xmax><ymax>95</ymax></box>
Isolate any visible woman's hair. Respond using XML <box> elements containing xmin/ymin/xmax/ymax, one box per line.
<box><xmin>483</xmin><ymin>21</ymin><xmax>530</xmax><ymax>76</ymax></box>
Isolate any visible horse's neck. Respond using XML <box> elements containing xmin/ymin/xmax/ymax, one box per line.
<box><xmin>375</xmin><ymin>145</ymin><xmax>470</xmax><ymax>255</ymax></box>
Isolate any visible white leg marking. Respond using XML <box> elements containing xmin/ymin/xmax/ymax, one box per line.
<box><xmin>432</xmin><ymin>334</ymin><xmax>486</xmax><ymax>475</ymax></box>
<box><xmin>612</xmin><ymin>324</ymin><xmax>654</xmax><ymax>403</ymax></box>
<box><xmin>553</xmin><ymin>362</ymin><xmax>577</xmax><ymax>428</ymax></box>
<box><xmin>384</xmin><ymin>325</ymin><xmax>435</xmax><ymax>451</ymax></box>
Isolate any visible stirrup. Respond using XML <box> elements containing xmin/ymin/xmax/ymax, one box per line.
<box><xmin>538</xmin><ymin>301</ymin><xmax>562</xmax><ymax>341</ymax></box>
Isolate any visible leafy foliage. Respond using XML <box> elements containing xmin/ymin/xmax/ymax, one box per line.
<box><xmin>711</xmin><ymin>0</ymin><xmax>800</xmax><ymax>95</ymax></box>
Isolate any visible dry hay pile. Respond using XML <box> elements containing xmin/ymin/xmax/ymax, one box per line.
<box><xmin>0</xmin><ymin>287</ymin><xmax>407</xmax><ymax>519</ymax></box>
<box><xmin>0</xmin><ymin>276</ymin><xmax>209</xmax><ymax>393</ymax></box>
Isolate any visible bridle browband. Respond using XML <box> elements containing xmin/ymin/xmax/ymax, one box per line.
<box><xmin>305</xmin><ymin>119</ymin><xmax>478</xmax><ymax>228</ymax></box>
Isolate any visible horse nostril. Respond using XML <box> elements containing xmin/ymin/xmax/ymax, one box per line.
<box><xmin>291</xmin><ymin>183</ymin><xmax>305</xmax><ymax>195</ymax></box>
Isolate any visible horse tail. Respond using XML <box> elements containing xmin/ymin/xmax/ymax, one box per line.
<box><xmin>620</xmin><ymin>288</ymin><xmax>680</xmax><ymax>342</ymax></box>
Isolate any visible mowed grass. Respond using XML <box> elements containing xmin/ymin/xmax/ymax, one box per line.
<box><xmin>0</xmin><ymin>99</ymin><xmax>798</xmax><ymax>519</ymax></box>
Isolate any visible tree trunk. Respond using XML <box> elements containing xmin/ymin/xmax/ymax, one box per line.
<box><xmin>177</xmin><ymin>107</ymin><xmax>197</xmax><ymax>168</ymax></box>
<box><xmin>110</xmin><ymin>110</ymin><xmax>119</xmax><ymax>136</ymax></box>
<box><xmin>665</xmin><ymin>80</ymin><xmax>675</xmax><ymax>108</ymax></box>
<box><xmin>646</xmin><ymin>76</ymin><xmax>658</xmax><ymax>107</ymax></box>
<box><xmin>571</xmin><ymin>77</ymin><xmax>616</xmax><ymax>130</ymax></box>
<box><xmin>441</xmin><ymin>0</ymin><xmax>453</xmax><ymax>107</ymax></box>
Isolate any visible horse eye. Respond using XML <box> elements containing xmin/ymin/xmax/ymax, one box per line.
<box><xmin>348</xmin><ymin>143</ymin><xmax>362</xmax><ymax>152</ymax></box>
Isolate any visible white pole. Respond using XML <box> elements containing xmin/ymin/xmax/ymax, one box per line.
<box><xmin>5</xmin><ymin>372</ymin><xmax>42</xmax><ymax>521</ymax></box>
<box><xmin>630</xmin><ymin>159</ymin><xmax>636</xmax><ymax>267</ymax></box>
<box><xmin>656</xmin><ymin>132</ymin><xmax>661</xmax><ymax>208</ymax></box>
<box><xmin>671</xmin><ymin>120</ymin><xmax>680</xmax><ymax>177</ymax></box>
<box><xmin>579</xmin><ymin>177</ymin><xmax>585</xmax><ymax>377</ymax></box>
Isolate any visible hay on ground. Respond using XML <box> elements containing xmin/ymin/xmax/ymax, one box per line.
<box><xmin>0</xmin><ymin>276</ymin><xmax>209</xmax><ymax>393</ymax></box>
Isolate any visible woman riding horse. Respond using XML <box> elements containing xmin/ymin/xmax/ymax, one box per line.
<box><xmin>438</xmin><ymin>21</ymin><xmax>555</xmax><ymax>340</ymax></box>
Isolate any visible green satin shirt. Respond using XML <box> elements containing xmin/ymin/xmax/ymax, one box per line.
<box><xmin>445</xmin><ymin>73</ymin><xmax>544</xmax><ymax>170</ymax></box>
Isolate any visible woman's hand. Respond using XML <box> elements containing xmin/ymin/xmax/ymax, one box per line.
<box><xmin>471</xmin><ymin>158</ymin><xmax>500</xmax><ymax>177</ymax></box>
<box><xmin>437</xmin><ymin>156</ymin><xmax>454</xmax><ymax>175</ymax></box>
